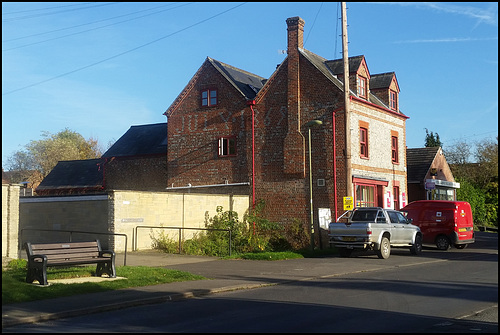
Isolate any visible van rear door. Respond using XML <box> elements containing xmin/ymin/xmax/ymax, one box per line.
<box><xmin>455</xmin><ymin>202</ymin><xmax>474</xmax><ymax>242</ymax></box>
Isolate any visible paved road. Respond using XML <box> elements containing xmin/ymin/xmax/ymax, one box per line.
<box><xmin>3</xmin><ymin>232</ymin><xmax>497</xmax><ymax>333</ymax></box>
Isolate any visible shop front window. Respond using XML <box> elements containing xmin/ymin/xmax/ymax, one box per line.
<box><xmin>356</xmin><ymin>184</ymin><xmax>375</xmax><ymax>207</ymax></box>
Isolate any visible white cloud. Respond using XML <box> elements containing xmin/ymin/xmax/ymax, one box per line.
<box><xmin>393</xmin><ymin>36</ymin><xmax>498</xmax><ymax>44</ymax></box>
<box><xmin>371</xmin><ymin>2</ymin><xmax>498</xmax><ymax>27</ymax></box>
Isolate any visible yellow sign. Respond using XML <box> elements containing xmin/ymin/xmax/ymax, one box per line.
<box><xmin>343</xmin><ymin>196</ymin><xmax>353</xmax><ymax>210</ymax></box>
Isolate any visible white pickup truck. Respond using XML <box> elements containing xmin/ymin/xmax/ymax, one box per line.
<box><xmin>328</xmin><ymin>207</ymin><xmax>423</xmax><ymax>259</ymax></box>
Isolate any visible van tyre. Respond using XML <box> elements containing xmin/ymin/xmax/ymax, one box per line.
<box><xmin>377</xmin><ymin>236</ymin><xmax>391</xmax><ymax>259</ymax></box>
<box><xmin>436</xmin><ymin>235</ymin><xmax>451</xmax><ymax>250</ymax></box>
<box><xmin>410</xmin><ymin>235</ymin><xmax>423</xmax><ymax>255</ymax></box>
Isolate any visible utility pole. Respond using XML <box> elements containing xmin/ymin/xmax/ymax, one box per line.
<box><xmin>341</xmin><ymin>2</ymin><xmax>353</xmax><ymax>198</ymax></box>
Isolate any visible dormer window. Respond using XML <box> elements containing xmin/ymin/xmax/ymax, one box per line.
<box><xmin>390</xmin><ymin>90</ymin><xmax>397</xmax><ymax>110</ymax></box>
<box><xmin>357</xmin><ymin>76</ymin><xmax>367</xmax><ymax>98</ymax></box>
<box><xmin>201</xmin><ymin>88</ymin><xmax>217</xmax><ymax>107</ymax></box>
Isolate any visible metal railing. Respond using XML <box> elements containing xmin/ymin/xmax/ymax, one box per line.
<box><xmin>20</xmin><ymin>228</ymin><xmax>128</xmax><ymax>266</ymax></box>
<box><xmin>134</xmin><ymin>226</ymin><xmax>232</xmax><ymax>256</ymax></box>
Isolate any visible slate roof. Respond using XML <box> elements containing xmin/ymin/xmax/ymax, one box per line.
<box><xmin>207</xmin><ymin>57</ymin><xmax>267</xmax><ymax>100</ymax></box>
<box><xmin>36</xmin><ymin>158</ymin><xmax>103</xmax><ymax>191</ymax></box>
<box><xmin>301</xmin><ymin>50</ymin><xmax>401</xmax><ymax>113</ymax></box>
<box><xmin>370</xmin><ymin>72</ymin><xmax>396</xmax><ymax>90</ymax></box>
<box><xmin>406</xmin><ymin>147</ymin><xmax>440</xmax><ymax>183</ymax></box>
<box><xmin>102</xmin><ymin>123</ymin><xmax>167</xmax><ymax>158</ymax></box>
<box><xmin>324</xmin><ymin>55</ymin><xmax>366</xmax><ymax>76</ymax></box>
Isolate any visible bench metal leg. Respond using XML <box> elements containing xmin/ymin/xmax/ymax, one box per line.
<box><xmin>96</xmin><ymin>260</ymin><xmax>116</xmax><ymax>278</ymax></box>
<box><xmin>26</xmin><ymin>263</ymin><xmax>48</xmax><ymax>285</ymax></box>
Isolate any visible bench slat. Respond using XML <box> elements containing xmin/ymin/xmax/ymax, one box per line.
<box><xmin>30</xmin><ymin>241</ymin><xmax>98</xmax><ymax>250</ymax></box>
<box><xmin>30</xmin><ymin>247</ymin><xmax>99</xmax><ymax>256</ymax></box>
<box><xmin>35</xmin><ymin>252</ymin><xmax>101</xmax><ymax>261</ymax></box>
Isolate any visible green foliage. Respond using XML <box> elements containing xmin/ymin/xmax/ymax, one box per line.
<box><xmin>7</xmin><ymin>259</ymin><xmax>27</xmax><ymax>271</ymax></box>
<box><xmin>150</xmin><ymin>229</ymin><xmax>179</xmax><ymax>253</ymax></box>
<box><xmin>4</xmin><ymin>128</ymin><xmax>103</xmax><ymax>186</ymax></box>
<box><xmin>456</xmin><ymin>178</ymin><xmax>487</xmax><ymax>225</ymax></box>
<box><xmin>424</xmin><ymin>128</ymin><xmax>442</xmax><ymax>147</ymax></box>
<box><xmin>151</xmin><ymin>201</ymin><xmax>314</xmax><ymax>256</ymax></box>
<box><xmin>281</xmin><ymin>218</ymin><xmax>311</xmax><ymax>251</ymax></box>
<box><xmin>447</xmin><ymin>137</ymin><xmax>498</xmax><ymax>227</ymax></box>
<box><xmin>228</xmin><ymin>251</ymin><xmax>304</xmax><ymax>261</ymax></box>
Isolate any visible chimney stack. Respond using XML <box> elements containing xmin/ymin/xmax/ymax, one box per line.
<box><xmin>283</xmin><ymin>17</ymin><xmax>306</xmax><ymax>177</ymax></box>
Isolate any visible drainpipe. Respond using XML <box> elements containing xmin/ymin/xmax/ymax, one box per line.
<box><xmin>247</xmin><ymin>100</ymin><xmax>257</xmax><ymax>236</ymax></box>
<box><xmin>332</xmin><ymin>107</ymin><xmax>343</xmax><ymax>221</ymax></box>
<box><xmin>246</xmin><ymin>100</ymin><xmax>256</xmax><ymax>211</ymax></box>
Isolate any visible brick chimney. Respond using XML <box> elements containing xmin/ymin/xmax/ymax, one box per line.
<box><xmin>283</xmin><ymin>16</ymin><xmax>306</xmax><ymax>177</ymax></box>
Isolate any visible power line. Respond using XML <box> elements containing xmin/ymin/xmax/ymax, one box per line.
<box><xmin>2</xmin><ymin>3</ymin><xmax>194</xmax><ymax>51</ymax></box>
<box><xmin>444</xmin><ymin>131</ymin><xmax>498</xmax><ymax>143</ymax></box>
<box><xmin>2</xmin><ymin>2</ymin><xmax>120</xmax><ymax>22</ymax></box>
<box><xmin>305</xmin><ymin>2</ymin><xmax>324</xmax><ymax>45</ymax></box>
<box><xmin>2</xmin><ymin>2</ymin><xmax>247</xmax><ymax>96</ymax></box>
<box><xmin>3</xmin><ymin>3</ymin><xmax>184</xmax><ymax>43</ymax></box>
<box><xmin>2</xmin><ymin>2</ymin><xmax>94</xmax><ymax>15</ymax></box>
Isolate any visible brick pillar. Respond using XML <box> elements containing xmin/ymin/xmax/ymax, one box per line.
<box><xmin>284</xmin><ymin>17</ymin><xmax>306</xmax><ymax>177</ymax></box>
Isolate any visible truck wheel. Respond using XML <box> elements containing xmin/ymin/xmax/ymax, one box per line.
<box><xmin>410</xmin><ymin>235</ymin><xmax>422</xmax><ymax>255</ymax></box>
<box><xmin>339</xmin><ymin>248</ymin><xmax>352</xmax><ymax>258</ymax></box>
<box><xmin>377</xmin><ymin>237</ymin><xmax>390</xmax><ymax>259</ymax></box>
<box><xmin>435</xmin><ymin>235</ymin><xmax>451</xmax><ymax>250</ymax></box>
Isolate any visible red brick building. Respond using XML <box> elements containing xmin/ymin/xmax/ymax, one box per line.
<box><xmin>164</xmin><ymin>16</ymin><xmax>409</xmax><ymax>242</ymax></box>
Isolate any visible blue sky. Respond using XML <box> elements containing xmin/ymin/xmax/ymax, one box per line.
<box><xmin>2</xmin><ymin>2</ymin><xmax>498</xmax><ymax>167</ymax></box>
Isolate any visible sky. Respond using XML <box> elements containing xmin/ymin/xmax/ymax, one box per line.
<box><xmin>2</xmin><ymin>2</ymin><xmax>498</xmax><ymax>168</ymax></box>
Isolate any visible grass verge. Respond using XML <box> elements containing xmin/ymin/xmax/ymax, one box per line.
<box><xmin>2</xmin><ymin>260</ymin><xmax>205</xmax><ymax>305</ymax></box>
<box><xmin>224</xmin><ymin>248</ymin><xmax>338</xmax><ymax>260</ymax></box>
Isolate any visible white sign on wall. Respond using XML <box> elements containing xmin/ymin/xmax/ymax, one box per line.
<box><xmin>318</xmin><ymin>208</ymin><xmax>332</xmax><ymax>229</ymax></box>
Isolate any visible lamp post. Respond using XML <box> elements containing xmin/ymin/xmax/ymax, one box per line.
<box><xmin>305</xmin><ymin>119</ymin><xmax>323</xmax><ymax>251</ymax></box>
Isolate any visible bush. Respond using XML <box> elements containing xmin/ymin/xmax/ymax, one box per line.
<box><xmin>151</xmin><ymin>201</ymin><xmax>312</xmax><ymax>256</ymax></box>
<box><xmin>7</xmin><ymin>259</ymin><xmax>27</xmax><ymax>271</ymax></box>
<box><xmin>150</xmin><ymin>229</ymin><xmax>179</xmax><ymax>253</ymax></box>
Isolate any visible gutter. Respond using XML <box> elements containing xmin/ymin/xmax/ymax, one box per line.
<box><xmin>166</xmin><ymin>182</ymin><xmax>250</xmax><ymax>190</ymax></box>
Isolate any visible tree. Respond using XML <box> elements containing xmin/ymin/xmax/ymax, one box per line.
<box><xmin>5</xmin><ymin>128</ymin><xmax>103</xmax><ymax>189</ymax></box>
<box><xmin>444</xmin><ymin>139</ymin><xmax>474</xmax><ymax>181</ymax></box>
<box><xmin>424</xmin><ymin>128</ymin><xmax>442</xmax><ymax>147</ymax></box>
<box><xmin>446</xmin><ymin>137</ymin><xmax>498</xmax><ymax>227</ymax></box>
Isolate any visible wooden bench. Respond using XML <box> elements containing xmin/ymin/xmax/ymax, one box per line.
<box><xmin>25</xmin><ymin>240</ymin><xmax>116</xmax><ymax>286</ymax></box>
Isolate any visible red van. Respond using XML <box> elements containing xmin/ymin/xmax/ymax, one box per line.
<box><xmin>402</xmin><ymin>200</ymin><xmax>475</xmax><ymax>250</ymax></box>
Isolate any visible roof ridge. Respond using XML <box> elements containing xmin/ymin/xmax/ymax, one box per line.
<box><xmin>208</xmin><ymin>57</ymin><xmax>266</xmax><ymax>80</ymax></box>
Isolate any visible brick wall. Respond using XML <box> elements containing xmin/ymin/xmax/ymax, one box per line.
<box><xmin>253</xmin><ymin>55</ymin><xmax>346</xmax><ymax>226</ymax></box>
<box><xmin>167</xmin><ymin>61</ymin><xmax>250</xmax><ymax>188</ymax></box>
<box><xmin>105</xmin><ymin>155</ymin><xmax>167</xmax><ymax>192</ymax></box>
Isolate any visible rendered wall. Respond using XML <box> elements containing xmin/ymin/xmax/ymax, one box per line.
<box><xmin>2</xmin><ymin>184</ymin><xmax>20</xmax><ymax>259</ymax></box>
<box><xmin>17</xmin><ymin>192</ymin><xmax>249</xmax><ymax>254</ymax></box>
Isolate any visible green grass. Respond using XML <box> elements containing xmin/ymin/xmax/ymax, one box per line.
<box><xmin>3</xmin><ymin>248</ymin><xmax>339</xmax><ymax>305</ymax></box>
<box><xmin>224</xmin><ymin>248</ymin><xmax>338</xmax><ymax>260</ymax></box>
<box><xmin>2</xmin><ymin>260</ymin><xmax>205</xmax><ymax>305</ymax></box>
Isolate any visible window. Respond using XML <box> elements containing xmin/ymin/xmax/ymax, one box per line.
<box><xmin>391</xmin><ymin>135</ymin><xmax>399</xmax><ymax>163</ymax></box>
<box><xmin>393</xmin><ymin>186</ymin><xmax>400</xmax><ymax>210</ymax></box>
<box><xmin>218</xmin><ymin>137</ymin><xmax>236</xmax><ymax>156</ymax></box>
<box><xmin>357</xmin><ymin>76</ymin><xmax>367</xmax><ymax>98</ymax></box>
<box><xmin>355</xmin><ymin>184</ymin><xmax>375</xmax><ymax>207</ymax></box>
<box><xmin>360</xmin><ymin>127</ymin><xmax>368</xmax><ymax>158</ymax></box>
<box><xmin>201</xmin><ymin>89</ymin><xmax>217</xmax><ymax>107</ymax></box>
<box><xmin>390</xmin><ymin>90</ymin><xmax>397</xmax><ymax>110</ymax></box>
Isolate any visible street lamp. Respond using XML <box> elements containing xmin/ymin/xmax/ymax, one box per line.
<box><xmin>305</xmin><ymin>119</ymin><xmax>323</xmax><ymax>250</ymax></box>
